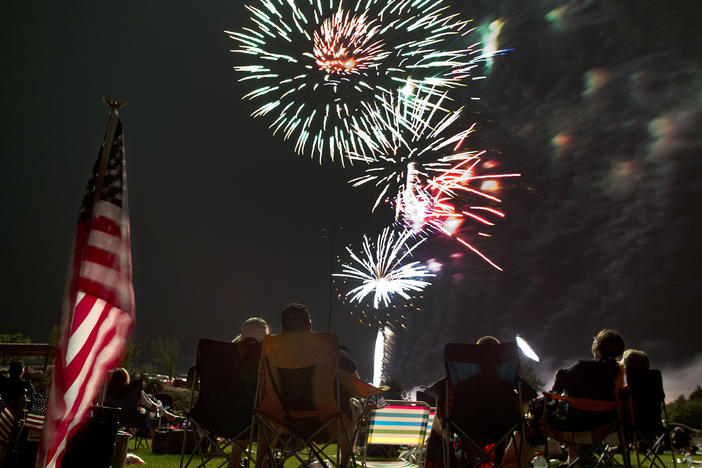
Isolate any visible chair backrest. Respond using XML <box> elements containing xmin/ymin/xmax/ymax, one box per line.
<box><xmin>105</xmin><ymin>378</ymin><xmax>143</xmax><ymax>428</ymax></box>
<box><xmin>367</xmin><ymin>400</ymin><xmax>430</xmax><ymax>446</ymax></box>
<box><xmin>627</xmin><ymin>369</ymin><xmax>665</xmax><ymax>437</ymax></box>
<box><xmin>444</xmin><ymin>342</ymin><xmax>521</xmax><ymax>443</ymax></box>
<box><xmin>552</xmin><ymin>359</ymin><xmax>621</xmax><ymax>401</ymax></box>
<box><xmin>425</xmin><ymin>408</ymin><xmax>436</xmax><ymax>435</ymax></box>
<box><xmin>153</xmin><ymin>392</ymin><xmax>174</xmax><ymax>409</ymax></box>
<box><xmin>189</xmin><ymin>338</ymin><xmax>261</xmax><ymax>436</ymax></box>
<box><xmin>257</xmin><ymin>331</ymin><xmax>340</xmax><ymax>427</ymax></box>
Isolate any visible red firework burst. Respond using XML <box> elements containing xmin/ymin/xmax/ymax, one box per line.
<box><xmin>313</xmin><ymin>9</ymin><xmax>388</xmax><ymax>74</ymax></box>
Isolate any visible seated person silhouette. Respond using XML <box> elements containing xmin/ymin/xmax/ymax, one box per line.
<box><xmin>622</xmin><ymin>348</ymin><xmax>665</xmax><ymax>443</ymax></box>
<box><xmin>0</xmin><ymin>360</ymin><xmax>35</xmax><ymax>412</ymax></box>
<box><xmin>426</xmin><ymin>336</ymin><xmax>528</xmax><ymax>468</ymax></box>
<box><xmin>228</xmin><ymin>316</ymin><xmax>270</xmax><ymax>468</ymax></box>
<box><xmin>549</xmin><ymin>328</ymin><xmax>625</xmax><ymax>431</ymax></box>
<box><xmin>256</xmin><ymin>303</ymin><xmax>379</xmax><ymax>467</ymax></box>
<box><xmin>105</xmin><ymin>368</ymin><xmax>179</xmax><ymax>435</ymax></box>
<box><xmin>502</xmin><ymin>330</ymin><xmax>626</xmax><ymax>468</ymax></box>
<box><xmin>454</xmin><ymin>336</ymin><xmax>521</xmax><ymax>446</ymax></box>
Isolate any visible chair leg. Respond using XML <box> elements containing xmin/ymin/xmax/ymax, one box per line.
<box><xmin>619</xmin><ymin>425</ymin><xmax>631</xmax><ymax>468</ymax></box>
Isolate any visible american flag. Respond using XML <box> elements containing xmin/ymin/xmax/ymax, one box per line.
<box><xmin>37</xmin><ymin>104</ymin><xmax>136</xmax><ymax>468</ymax></box>
<box><xmin>0</xmin><ymin>398</ymin><xmax>16</xmax><ymax>443</ymax></box>
<box><xmin>25</xmin><ymin>396</ymin><xmax>48</xmax><ymax>431</ymax></box>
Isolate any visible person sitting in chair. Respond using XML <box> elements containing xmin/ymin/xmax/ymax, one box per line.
<box><xmin>503</xmin><ymin>329</ymin><xmax>627</xmax><ymax>467</ymax></box>
<box><xmin>0</xmin><ymin>361</ymin><xmax>35</xmax><ymax>412</ymax></box>
<box><xmin>622</xmin><ymin>348</ymin><xmax>649</xmax><ymax>376</ymax></box>
<box><xmin>233</xmin><ymin>316</ymin><xmax>270</xmax><ymax>344</ymax></box>
<box><xmin>425</xmin><ymin>336</ymin><xmax>533</xmax><ymax>468</ymax></box>
<box><xmin>256</xmin><ymin>303</ymin><xmax>378</xmax><ymax>467</ymax></box>
<box><xmin>228</xmin><ymin>316</ymin><xmax>270</xmax><ymax>468</ymax></box>
<box><xmin>106</xmin><ymin>368</ymin><xmax>180</xmax><ymax>433</ymax></box>
<box><xmin>550</xmin><ymin>328</ymin><xmax>625</xmax><ymax>429</ymax></box>
<box><xmin>623</xmin><ymin>348</ymin><xmax>668</xmax><ymax>448</ymax></box>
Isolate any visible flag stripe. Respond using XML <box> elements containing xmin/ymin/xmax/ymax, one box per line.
<box><xmin>79</xmin><ymin>261</ymin><xmax>124</xmax><ymax>291</ymax></box>
<box><xmin>0</xmin><ymin>406</ymin><xmax>15</xmax><ymax>441</ymax></box>
<box><xmin>83</xmin><ymin>245</ymin><xmax>120</xmax><ymax>271</ymax></box>
<box><xmin>64</xmin><ymin>299</ymin><xmax>112</xmax><ymax>399</ymax></box>
<box><xmin>65</xmin><ymin>294</ymin><xmax>107</xmax><ymax>366</ymax></box>
<box><xmin>93</xmin><ymin>200</ymin><xmax>121</xmax><ymax>225</ymax></box>
<box><xmin>90</xmin><ymin>214</ymin><xmax>121</xmax><ymax>237</ymax></box>
<box><xmin>86</xmin><ymin>230</ymin><xmax>123</xmax><ymax>259</ymax></box>
<box><xmin>68</xmin><ymin>292</ymin><xmax>96</xmax><ymax>335</ymax></box>
<box><xmin>75</xmin><ymin>278</ymin><xmax>121</xmax><ymax>307</ymax></box>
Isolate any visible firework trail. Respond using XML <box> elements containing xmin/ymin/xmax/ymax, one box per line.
<box><xmin>372</xmin><ymin>326</ymin><xmax>393</xmax><ymax>387</ymax></box>
<box><xmin>349</xmin><ymin>90</ymin><xmax>520</xmax><ymax>269</ymax></box>
<box><xmin>334</xmin><ymin>227</ymin><xmax>434</xmax><ymax>309</ymax></box>
<box><xmin>226</xmin><ymin>0</ymin><xmax>492</xmax><ymax>165</ymax></box>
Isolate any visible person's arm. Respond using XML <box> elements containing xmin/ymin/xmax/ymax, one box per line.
<box><xmin>140</xmin><ymin>390</ymin><xmax>158</xmax><ymax>411</ymax></box>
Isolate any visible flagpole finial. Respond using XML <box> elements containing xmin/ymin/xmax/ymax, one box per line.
<box><xmin>102</xmin><ymin>97</ymin><xmax>127</xmax><ymax>110</ymax></box>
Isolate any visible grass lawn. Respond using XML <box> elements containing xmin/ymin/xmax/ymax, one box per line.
<box><xmin>128</xmin><ymin>443</ymin><xmax>702</xmax><ymax>467</ymax></box>
<box><xmin>129</xmin><ymin>442</ymin><xmax>341</xmax><ymax>467</ymax></box>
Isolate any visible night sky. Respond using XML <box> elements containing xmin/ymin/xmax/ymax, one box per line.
<box><xmin>2</xmin><ymin>1</ymin><xmax>701</xmax><ymax>397</ymax></box>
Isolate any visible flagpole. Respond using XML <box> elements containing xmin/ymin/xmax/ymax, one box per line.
<box><xmin>92</xmin><ymin>98</ymin><xmax>127</xmax><ymax>210</ymax></box>
<box><xmin>95</xmin><ymin>98</ymin><xmax>126</xmax><ymax>407</ymax></box>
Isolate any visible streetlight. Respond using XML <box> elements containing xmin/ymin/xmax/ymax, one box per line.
<box><xmin>321</xmin><ymin>225</ymin><xmax>343</xmax><ymax>332</ymax></box>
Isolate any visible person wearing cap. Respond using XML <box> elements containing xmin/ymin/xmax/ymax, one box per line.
<box><xmin>232</xmin><ymin>316</ymin><xmax>270</xmax><ymax>344</ymax></box>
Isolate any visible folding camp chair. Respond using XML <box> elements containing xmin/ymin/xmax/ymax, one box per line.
<box><xmin>180</xmin><ymin>338</ymin><xmax>261</xmax><ymax>468</ymax></box>
<box><xmin>358</xmin><ymin>400</ymin><xmax>430</xmax><ymax>466</ymax></box>
<box><xmin>627</xmin><ymin>369</ymin><xmax>676</xmax><ymax>468</ymax></box>
<box><xmin>540</xmin><ymin>391</ymin><xmax>631</xmax><ymax>468</ymax></box>
<box><xmin>251</xmin><ymin>331</ymin><xmax>355</xmax><ymax>468</ymax></box>
<box><xmin>443</xmin><ymin>342</ymin><xmax>525</xmax><ymax>467</ymax></box>
<box><xmin>0</xmin><ymin>394</ymin><xmax>23</xmax><ymax>465</ymax></box>
<box><xmin>105</xmin><ymin>378</ymin><xmax>150</xmax><ymax>450</ymax></box>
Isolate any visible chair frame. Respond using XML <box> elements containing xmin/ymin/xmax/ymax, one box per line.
<box><xmin>442</xmin><ymin>342</ymin><xmax>526</xmax><ymax>468</ymax></box>
<box><xmin>625</xmin><ymin>370</ymin><xmax>677</xmax><ymax>468</ymax></box>
<box><xmin>540</xmin><ymin>391</ymin><xmax>632</xmax><ymax>468</ymax></box>
<box><xmin>180</xmin><ymin>339</ymin><xmax>259</xmax><ymax>468</ymax></box>
<box><xmin>105</xmin><ymin>376</ymin><xmax>150</xmax><ymax>451</ymax></box>
<box><xmin>247</xmin><ymin>332</ymin><xmax>356</xmax><ymax>468</ymax></box>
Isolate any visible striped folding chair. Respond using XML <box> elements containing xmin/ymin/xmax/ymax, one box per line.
<box><xmin>426</xmin><ymin>409</ymin><xmax>436</xmax><ymax>437</ymax></box>
<box><xmin>361</xmin><ymin>400</ymin><xmax>430</xmax><ymax>467</ymax></box>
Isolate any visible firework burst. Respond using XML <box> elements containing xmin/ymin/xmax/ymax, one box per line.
<box><xmin>226</xmin><ymin>0</ymin><xmax>490</xmax><ymax>165</ymax></box>
<box><xmin>334</xmin><ymin>227</ymin><xmax>433</xmax><ymax>309</ymax></box>
<box><xmin>349</xmin><ymin>90</ymin><xmax>520</xmax><ymax>270</ymax></box>
<box><xmin>334</xmin><ymin>274</ymin><xmax>423</xmax><ymax>329</ymax></box>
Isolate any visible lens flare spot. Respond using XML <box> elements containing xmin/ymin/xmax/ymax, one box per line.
<box><xmin>480</xmin><ymin>180</ymin><xmax>499</xmax><ymax>192</ymax></box>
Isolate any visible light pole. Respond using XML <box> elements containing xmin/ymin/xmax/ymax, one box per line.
<box><xmin>321</xmin><ymin>225</ymin><xmax>343</xmax><ymax>332</ymax></box>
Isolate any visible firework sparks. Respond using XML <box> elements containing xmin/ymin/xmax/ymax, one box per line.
<box><xmin>349</xmin><ymin>90</ymin><xmax>520</xmax><ymax>269</ymax></box>
<box><xmin>226</xmin><ymin>0</ymin><xmax>488</xmax><ymax>165</ymax></box>
<box><xmin>313</xmin><ymin>10</ymin><xmax>388</xmax><ymax>75</ymax></box>
<box><xmin>372</xmin><ymin>326</ymin><xmax>394</xmax><ymax>387</ymax></box>
<box><xmin>334</xmin><ymin>227</ymin><xmax>434</xmax><ymax>309</ymax></box>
